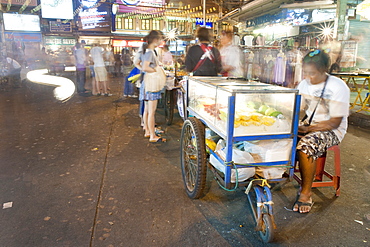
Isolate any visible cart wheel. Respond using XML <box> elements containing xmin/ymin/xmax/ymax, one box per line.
<box><xmin>259</xmin><ymin>214</ymin><xmax>274</xmax><ymax>243</ymax></box>
<box><xmin>180</xmin><ymin>117</ymin><xmax>207</xmax><ymax>199</ymax></box>
<box><xmin>164</xmin><ymin>89</ymin><xmax>174</xmax><ymax>125</ymax></box>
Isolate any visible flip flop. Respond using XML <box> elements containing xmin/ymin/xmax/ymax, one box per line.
<box><xmin>144</xmin><ymin>134</ymin><xmax>161</xmax><ymax>138</ymax></box>
<box><xmin>292</xmin><ymin>200</ymin><xmax>314</xmax><ymax>214</ymax></box>
<box><xmin>149</xmin><ymin>137</ymin><xmax>167</xmax><ymax>143</ymax></box>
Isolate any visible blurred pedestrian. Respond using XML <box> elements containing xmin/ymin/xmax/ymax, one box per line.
<box><xmin>161</xmin><ymin>44</ymin><xmax>173</xmax><ymax>66</ymax></box>
<box><xmin>185</xmin><ymin>27</ymin><xmax>221</xmax><ymax>76</ymax></box>
<box><xmin>220</xmin><ymin>30</ymin><xmax>243</xmax><ymax>77</ymax></box>
<box><xmin>74</xmin><ymin>42</ymin><xmax>90</xmax><ymax>95</ymax></box>
<box><xmin>105</xmin><ymin>46</ymin><xmax>115</xmax><ymax>77</ymax></box>
<box><xmin>122</xmin><ymin>49</ymin><xmax>135</xmax><ymax>97</ymax></box>
<box><xmin>6</xmin><ymin>55</ymin><xmax>22</xmax><ymax>88</ymax></box>
<box><xmin>90</xmin><ymin>43</ymin><xmax>111</xmax><ymax>96</ymax></box>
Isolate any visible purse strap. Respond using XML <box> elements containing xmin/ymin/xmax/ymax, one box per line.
<box><xmin>301</xmin><ymin>75</ymin><xmax>330</xmax><ymax>125</ymax></box>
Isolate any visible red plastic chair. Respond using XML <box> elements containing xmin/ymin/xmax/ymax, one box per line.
<box><xmin>294</xmin><ymin>145</ymin><xmax>341</xmax><ymax>196</ymax></box>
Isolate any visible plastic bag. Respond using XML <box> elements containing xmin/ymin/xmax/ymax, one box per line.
<box><xmin>211</xmin><ymin>139</ymin><xmax>255</xmax><ymax>182</ymax></box>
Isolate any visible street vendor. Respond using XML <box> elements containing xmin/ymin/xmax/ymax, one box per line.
<box><xmin>294</xmin><ymin>49</ymin><xmax>350</xmax><ymax>213</ymax></box>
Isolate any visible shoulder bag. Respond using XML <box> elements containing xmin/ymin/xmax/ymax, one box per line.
<box><xmin>143</xmin><ymin>51</ymin><xmax>166</xmax><ymax>93</ymax></box>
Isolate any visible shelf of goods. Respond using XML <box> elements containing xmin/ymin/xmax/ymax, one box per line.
<box><xmin>187</xmin><ymin>77</ymin><xmax>301</xmax><ymax>185</ymax></box>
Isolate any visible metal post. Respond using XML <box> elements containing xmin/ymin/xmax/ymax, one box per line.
<box><xmin>203</xmin><ymin>0</ymin><xmax>206</xmax><ymax>27</ymax></box>
<box><xmin>335</xmin><ymin>0</ymin><xmax>348</xmax><ymax>41</ymax></box>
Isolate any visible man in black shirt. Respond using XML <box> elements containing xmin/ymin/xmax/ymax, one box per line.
<box><xmin>185</xmin><ymin>27</ymin><xmax>222</xmax><ymax>76</ymax></box>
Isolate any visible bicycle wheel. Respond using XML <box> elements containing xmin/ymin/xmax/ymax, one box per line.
<box><xmin>164</xmin><ymin>89</ymin><xmax>174</xmax><ymax>125</ymax></box>
<box><xmin>180</xmin><ymin>117</ymin><xmax>207</xmax><ymax>199</ymax></box>
<box><xmin>259</xmin><ymin>214</ymin><xmax>274</xmax><ymax>243</ymax></box>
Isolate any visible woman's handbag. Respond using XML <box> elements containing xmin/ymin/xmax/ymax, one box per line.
<box><xmin>143</xmin><ymin>65</ymin><xmax>166</xmax><ymax>92</ymax></box>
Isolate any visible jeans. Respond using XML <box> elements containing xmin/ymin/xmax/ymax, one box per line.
<box><xmin>123</xmin><ymin>76</ymin><xmax>135</xmax><ymax>96</ymax></box>
<box><xmin>76</xmin><ymin>69</ymin><xmax>86</xmax><ymax>93</ymax></box>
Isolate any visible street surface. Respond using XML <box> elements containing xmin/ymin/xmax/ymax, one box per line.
<box><xmin>0</xmin><ymin>77</ymin><xmax>369</xmax><ymax>247</ymax></box>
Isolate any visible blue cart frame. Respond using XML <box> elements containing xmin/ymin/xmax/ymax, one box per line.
<box><xmin>180</xmin><ymin>79</ymin><xmax>301</xmax><ymax>243</ymax></box>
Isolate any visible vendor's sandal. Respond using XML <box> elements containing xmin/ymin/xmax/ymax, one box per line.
<box><xmin>145</xmin><ymin>133</ymin><xmax>161</xmax><ymax>138</ymax></box>
<box><xmin>293</xmin><ymin>200</ymin><xmax>314</xmax><ymax>214</ymax></box>
<box><xmin>149</xmin><ymin>137</ymin><xmax>167</xmax><ymax>143</ymax></box>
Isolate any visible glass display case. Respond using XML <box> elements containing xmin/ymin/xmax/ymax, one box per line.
<box><xmin>188</xmin><ymin>77</ymin><xmax>299</xmax><ymax>137</ymax></box>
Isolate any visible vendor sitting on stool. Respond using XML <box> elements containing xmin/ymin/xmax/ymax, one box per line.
<box><xmin>294</xmin><ymin>49</ymin><xmax>350</xmax><ymax>213</ymax></box>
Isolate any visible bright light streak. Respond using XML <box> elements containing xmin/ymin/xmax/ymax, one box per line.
<box><xmin>26</xmin><ymin>68</ymin><xmax>76</xmax><ymax>102</ymax></box>
<box><xmin>317</xmin><ymin>22</ymin><xmax>334</xmax><ymax>40</ymax></box>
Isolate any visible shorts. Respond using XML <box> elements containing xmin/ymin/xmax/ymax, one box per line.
<box><xmin>297</xmin><ymin>130</ymin><xmax>340</xmax><ymax>160</ymax></box>
<box><xmin>139</xmin><ymin>80</ymin><xmax>162</xmax><ymax>101</ymax></box>
<box><xmin>94</xmin><ymin>66</ymin><xmax>107</xmax><ymax>82</ymax></box>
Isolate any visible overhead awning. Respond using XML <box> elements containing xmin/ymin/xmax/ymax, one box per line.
<box><xmin>280</xmin><ymin>0</ymin><xmax>336</xmax><ymax>9</ymax></box>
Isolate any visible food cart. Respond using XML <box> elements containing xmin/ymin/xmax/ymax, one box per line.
<box><xmin>180</xmin><ymin>76</ymin><xmax>301</xmax><ymax>242</ymax></box>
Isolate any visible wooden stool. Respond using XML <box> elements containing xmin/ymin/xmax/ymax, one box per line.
<box><xmin>294</xmin><ymin>145</ymin><xmax>341</xmax><ymax>196</ymax></box>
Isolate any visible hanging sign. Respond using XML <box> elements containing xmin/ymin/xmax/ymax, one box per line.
<box><xmin>0</xmin><ymin>0</ymin><xmax>37</xmax><ymax>6</ymax></box>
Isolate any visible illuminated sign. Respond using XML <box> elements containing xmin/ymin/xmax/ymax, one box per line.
<box><xmin>78</xmin><ymin>3</ymin><xmax>111</xmax><ymax>31</ymax></box>
<box><xmin>5</xmin><ymin>32</ymin><xmax>42</xmax><ymax>42</ymax></box>
<box><xmin>41</xmin><ymin>0</ymin><xmax>74</xmax><ymax>20</ymax></box>
<box><xmin>116</xmin><ymin>0</ymin><xmax>164</xmax><ymax>14</ymax></box>
<box><xmin>195</xmin><ymin>18</ymin><xmax>213</xmax><ymax>29</ymax></box>
<box><xmin>50</xmin><ymin>21</ymin><xmax>72</xmax><ymax>32</ymax></box>
<box><xmin>3</xmin><ymin>13</ymin><xmax>40</xmax><ymax>32</ymax></box>
<box><xmin>112</xmin><ymin>40</ymin><xmax>144</xmax><ymax>47</ymax></box>
<box><xmin>80</xmin><ymin>0</ymin><xmax>99</xmax><ymax>9</ymax></box>
<box><xmin>44</xmin><ymin>37</ymin><xmax>76</xmax><ymax>45</ymax></box>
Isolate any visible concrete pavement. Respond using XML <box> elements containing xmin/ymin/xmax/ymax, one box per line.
<box><xmin>0</xmin><ymin>76</ymin><xmax>369</xmax><ymax>246</ymax></box>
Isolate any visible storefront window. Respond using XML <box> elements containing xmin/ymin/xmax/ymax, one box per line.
<box><xmin>168</xmin><ymin>21</ymin><xmax>176</xmax><ymax>31</ymax></box>
<box><xmin>153</xmin><ymin>19</ymin><xmax>160</xmax><ymax>30</ymax></box>
<box><xmin>116</xmin><ymin>17</ymin><xmax>122</xmax><ymax>29</ymax></box>
<box><xmin>178</xmin><ymin>22</ymin><xmax>185</xmax><ymax>32</ymax></box>
<box><xmin>124</xmin><ymin>19</ymin><xmax>133</xmax><ymax>30</ymax></box>
<box><xmin>141</xmin><ymin>20</ymin><xmax>150</xmax><ymax>30</ymax></box>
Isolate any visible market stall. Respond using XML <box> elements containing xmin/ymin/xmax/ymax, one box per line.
<box><xmin>180</xmin><ymin>76</ymin><xmax>301</xmax><ymax>242</ymax></box>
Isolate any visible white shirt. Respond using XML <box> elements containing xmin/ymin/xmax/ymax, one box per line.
<box><xmin>74</xmin><ymin>48</ymin><xmax>87</xmax><ymax>66</ymax></box>
<box><xmin>90</xmin><ymin>46</ymin><xmax>105</xmax><ymax>67</ymax></box>
<box><xmin>220</xmin><ymin>44</ymin><xmax>243</xmax><ymax>77</ymax></box>
<box><xmin>297</xmin><ymin>75</ymin><xmax>350</xmax><ymax>141</ymax></box>
<box><xmin>6</xmin><ymin>57</ymin><xmax>21</xmax><ymax>69</ymax></box>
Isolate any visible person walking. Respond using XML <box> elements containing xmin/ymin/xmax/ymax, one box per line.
<box><xmin>74</xmin><ymin>42</ymin><xmax>90</xmax><ymax>96</ymax></box>
<box><xmin>6</xmin><ymin>56</ymin><xmax>22</xmax><ymax>88</ymax></box>
<box><xmin>219</xmin><ymin>30</ymin><xmax>243</xmax><ymax>78</ymax></box>
<box><xmin>90</xmin><ymin>43</ymin><xmax>111</xmax><ymax>96</ymax></box>
<box><xmin>185</xmin><ymin>27</ymin><xmax>221</xmax><ymax>76</ymax></box>
<box><xmin>122</xmin><ymin>48</ymin><xmax>135</xmax><ymax>97</ymax></box>
<box><xmin>140</xmin><ymin>30</ymin><xmax>166</xmax><ymax>143</ymax></box>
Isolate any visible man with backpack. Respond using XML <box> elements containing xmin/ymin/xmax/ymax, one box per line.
<box><xmin>185</xmin><ymin>27</ymin><xmax>222</xmax><ymax>76</ymax></box>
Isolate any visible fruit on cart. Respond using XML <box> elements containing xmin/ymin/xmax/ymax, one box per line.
<box><xmin>261</xmin><ymin>116</ymin><xmax>276</xmax><ymax>126</ymax></box>
<box><xmin>258</xmin><ymin>105</ymin><xmax>269</xmax><ymax>114</ymax></box>
<box><xmin>205</xmin><ymin>138</ymin><xmax>217</xmax><ymax>151</ymax></box>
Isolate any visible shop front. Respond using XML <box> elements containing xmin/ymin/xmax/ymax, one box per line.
<box><xmin>112</xmin><ymin>39</ymin><xmax>144</xmax><ymax>54</ymax></box>
<box><xmin>43</xmin><ymin>36</ymin><xmax>76</xmax><ymax>52</ymax></box>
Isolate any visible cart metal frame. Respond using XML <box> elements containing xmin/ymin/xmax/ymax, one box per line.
<box><xmin>180</xmin><ymin>78</ymin><xmax>301</xmax><ymax>242</ymax></box>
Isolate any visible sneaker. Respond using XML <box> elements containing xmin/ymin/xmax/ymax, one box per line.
<box><xmin>132</xmin><ymin>95</ymin><xmax>138</xmax><ymax>98</ymax></box>
<box><xmin>105</xmin><ymin>93</ymin><xmax>113</xmax><ymax>97</ymax></box>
